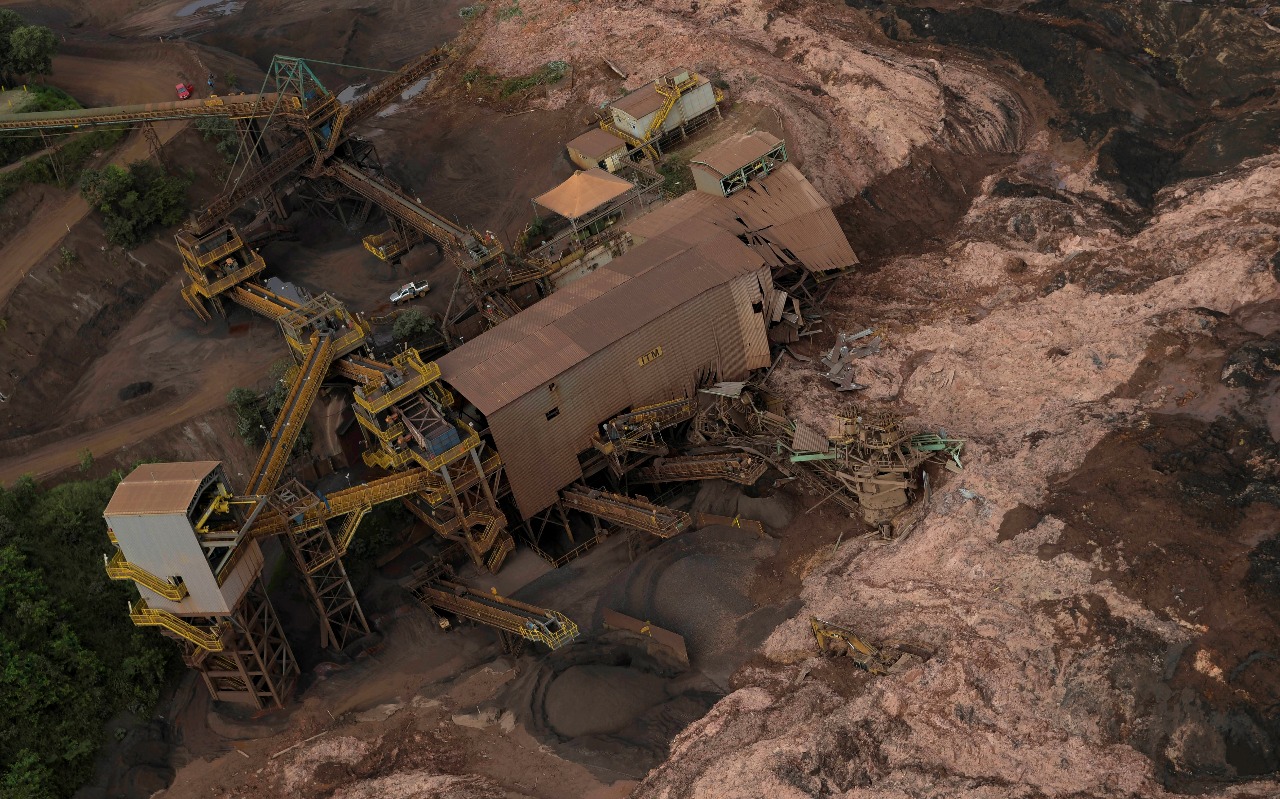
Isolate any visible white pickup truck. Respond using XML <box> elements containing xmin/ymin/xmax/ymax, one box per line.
<box><xmin>390</xmin><ymin>280</ymin><xmax>430</xmax><ymax>303</ymax></box>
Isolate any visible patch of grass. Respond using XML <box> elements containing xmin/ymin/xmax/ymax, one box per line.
<box><xmin>459</xmin><ymin>3</ymin><xmax>485</xmax><ymax>19</ymax></box>
<box><xmin>0</xmin><ymin>124</ymin><xmax>127</xmax><ymax>206</ymax></box>
<box><xmin>499</xmin><ymin>60</ymin><xmax>566</xmax><ymax>97</ymax></box>
<box><xmin>465</xmin><ymin>61</ymin><xmax>567</xmax><ymax>100</ymax></box>
<box><xmin>0</xmin><ymin>85</ymin><xmax>80</xmax><ymax>166</ymax></box>
<box><xmin>658</xmin><ymin>153</ymin><xmax>694</xmax><ymax>197</ymax></box>
<box><xmin>496</xmin><ymin>1</ymin><xmax>522</xmax><ymax>20</ymax></box>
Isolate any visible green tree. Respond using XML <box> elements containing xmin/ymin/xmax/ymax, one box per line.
<box><xmin>81</xmin><ymin>161</ymin><xmax>190</xmax><ymax>248</ymax></box>
<box><xmin>7</xmin><ymin>25</ymin><xmax>56</xmax><ymax>77</ymax></box>
<box><xmin>194</xmin><ymin>116</ymin><xmax>239</xmax><ymax>163</ymax></box>
<box><xmin>392</xmin><ymin>308</ymin><xmax>434</xmax><ymax>341</ymax></box>
<box><xmin>0</xmin><ymin>9</ymin><xmax>23</xmax><ymax>75</ymax></box>
<box><xmin>0</xmin><ymin>473</ymin><xmax>177</xmax><ymax>798</ymax></box>
<box><xmin>228</xmin><ymin>386</ymin><xmax>267</xmax><ymax>446</ymax></box>
<box><xmin>0</xmin><ymin>544</ymin><xmax>105</xmax><ymax>796</ymax></box>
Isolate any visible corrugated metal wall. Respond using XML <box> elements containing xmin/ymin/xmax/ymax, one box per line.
<box><xmin>488</xmin><ymin>273</ymin><xmax>766</xmax><ymax>519</ymax></box>
<box><xmin>665</xmin><ymin>82</ymin><xmax>718</xmax><ymax>130</ymax></box>
<box><xmin>114</xmin><ymin>511</ymin><xmax>234</xmax><ymax>615</ymax></box>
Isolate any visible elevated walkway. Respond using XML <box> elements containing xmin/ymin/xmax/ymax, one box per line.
<box><xmin>352</xmin><ymin>348</ymin><xmax>440</xmax><ymax>415</ymax></box>
<box><xmin>228</xmin><ymin>281</ymin><xmax>302</xmax><ymax>321</ymax></box>
<box><xmin>410</xmin><ymin>580</ymin><xmax>578</xmax><ymax>650</ymax></box>
<box><xmin>333</xmin><ymin>354</ymin><xmax>393</xmax><ymax>386</ymax></box>
<box><xmin>328</xmin><ymin>160</ymin><xmax>491</xmax><ymax>263</ymax></box>
<box><xmin>189</xmin><ymin>139</ymin><xmax>313</xmax><ymax>235</ymax></box>
<box><xmin>561</xmin><ymin>487</ymin><xmax>691</xmax><ymax>538</ymax></box>
<box><xmin>628</xmin><ymin>452</ymin><xmax>767</xmax><ymax>486</ymax></box>
<box><xmin>244</xmin><ymin>334</ymin><xmax>335</xmax><ymax>495</ymax></box>
<box><xmin>0</xmin><ymin>93</ymin><xmax>296</xmax><ymax>131</ymax></box>
<box><xmin>248</xmin><ymin>466</ymin><xmax>448</xmax><ymax>538</ymax></box>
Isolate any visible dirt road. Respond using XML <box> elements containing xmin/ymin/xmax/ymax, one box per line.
<box><xmin>0</xmin><ymin>46</ymin><xmax>194</xmax><ymax>306</ymax></box>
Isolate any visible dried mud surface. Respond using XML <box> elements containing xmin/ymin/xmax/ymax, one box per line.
<box><xmin>7</xmin><ymin>0</ymin><xmax>1280</xmax><ymax>796</ymax></box>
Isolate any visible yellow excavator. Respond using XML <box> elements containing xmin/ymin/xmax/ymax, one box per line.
<box><xmin>810</xmin><ymin>617</ymin><xmax>930</xmax><ymax>675</ymax></box>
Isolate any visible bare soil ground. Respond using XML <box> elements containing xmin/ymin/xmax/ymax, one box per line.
<box><xmin>3</xmin><ymin>0</ymin><xmax>1278</xmax><ymax>797</ymax></box>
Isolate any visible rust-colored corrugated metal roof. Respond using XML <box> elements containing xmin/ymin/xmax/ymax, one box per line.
<box><xmin>438</xmin><ymin>218</ymin><xmax>763</xmax><ymax>416</ymax></box>
<box><xmin>104</xmin><ymin>462</ymin><xmax>219</xmax><ymax>517</ymax></box>
<box><xmin>626</xmin><ymin>164</ymin><xmax>857</xmax><ymax>274</ymax></box>
<box><xmin>725</xmin><ymin>163</ymin><xmax>858</xmax><ymax>273</ymax></box>
<box><xmin>533</xmin><ymin>169</ymin><xmax>635</xmax><ymax>220</ymax></box>
<box><xmin>690</xmin><ymin>130</ymin><xmax>783</xmax><ymax>177</ymax></box>
<box><xmin>567</xmin><ymin>127</ymin><xmax>627</xmax><ymax>159</ymax></box>
<box><xmin>624</xmin><ymin>191</ymin><xmax>725</xmax><ymax>241</ymax></box>
<box><xmin>613</xmin><ymin>84</ymin><xmax>664</xmax><ymax>120</ymax></box>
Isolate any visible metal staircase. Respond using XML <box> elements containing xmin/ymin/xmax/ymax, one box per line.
<box><xmin>128</xmin><ymin>599</ymin><xmax>227</xmax><ymax>652</ymax></box>
<box><xmin>104</xmin><ymin>550</ymin><xmax>189</xmax><ymax>601</ymax></box>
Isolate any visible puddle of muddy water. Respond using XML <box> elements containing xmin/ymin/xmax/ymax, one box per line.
<box><xmin>337</xmin><ymin>84</ymin><xmax>367</xmax><ymax>104</ymax></box>
<box><xmin>176</xmin><ymin>0</ymin><xmax>242</xmax><ymax>19</ymax></box>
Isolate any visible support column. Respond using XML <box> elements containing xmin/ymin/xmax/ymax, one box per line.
<box><xmin>186</xmin><ymin>577</ymin><xmax>299</xmax><ymax>709</ymax></box>
<box><xmin>285</xmin><ymin>533</ymin><xmax>370</xmax><ymax>652</ymax></box>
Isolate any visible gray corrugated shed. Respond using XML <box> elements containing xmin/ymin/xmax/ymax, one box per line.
<box><xmin>437</xmin><ymin>219</ymin><xmax>763</xmax><ymax>417</ymax></box>
<box><xmin>691</xmin><ymin>130</ymin><xmax>783</xmax><ymax>177</ymax></box>
<box><xmin>105</xmin><ymin>462</ymin><xmax>219</xmax><ymax>517</ymax></box>
<box><xmin>612</xmin><ymin>71</ymin><xmax>710</xmax><ymax>120</ymax></box>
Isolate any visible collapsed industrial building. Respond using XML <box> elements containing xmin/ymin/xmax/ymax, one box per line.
<box><xmin>1</xmin><ymin>52</ymin><xmax>963</xmax><ymax>708</ymax></box>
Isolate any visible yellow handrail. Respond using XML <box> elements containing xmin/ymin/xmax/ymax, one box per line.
<box><xmin>105</xmin><ymin>550</ymin><xmax>188</xmax><ymax>601</ymax></box>
<box><xmin>128</xmin><ymin>599</ymin><xmax>226</xmax><ymax>651</ymax></box>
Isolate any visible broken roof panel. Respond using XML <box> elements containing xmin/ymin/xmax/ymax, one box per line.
<box><xmin>725</xmin><ymin>164</ymin><xmax>858</xmax><ymax>273</ymax></box>
<box><xmin>629</xmin><ymin>164</ymin><xmax>857</xmax><ymax>274</ymax></box>
<box><xmin>534</xmin><ymin>169</ymin><xmax>636</xmax><ymax>220</ymax></box>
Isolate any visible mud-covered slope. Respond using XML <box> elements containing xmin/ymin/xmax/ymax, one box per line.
<box><xmin>453</xmin><ymin>1</ymin><xmax>1280</xmax><ymax>796</ymax></box>
<box><xmin>638</xmin><ymin>152</ymin><xmax>1280</xmax><ymax>797</ymax></box>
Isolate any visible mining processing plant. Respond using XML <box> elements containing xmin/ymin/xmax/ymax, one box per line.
<box><xmin>0</xmin><ymin>51</ymin><xmax>963</xmax><ymax>709</ymax></box>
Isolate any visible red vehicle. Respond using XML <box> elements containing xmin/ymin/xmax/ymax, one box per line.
<box><xmin>176</xmin><ymin>83</ymin><xmax>193</xmax><ymax>100</ymax></box>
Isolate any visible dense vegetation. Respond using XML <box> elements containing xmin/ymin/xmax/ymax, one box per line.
<box><xmin>0</xmin><ymin>9</ymin><xmax>57</xmax><ymax>82</ymax></box>
<box><xmin>0</xmin><ymin>85</ymin><xmax>78</xmax><ymax>165</ymax></box>
<box><xmin>80</xmin><ymin>161</ymin><xmax>191</xmax><ymax>248</ymax></box>
<box><xmin>0</xmin><ymin>473</ymin><xmax>176</xmax><ymax>799</ymax></box>
<box><xmin>0</xmin><ymin>83</ymin><xmax>127</xmax><ymax>207</ymax></box>
<box><xmin>228</xmin><ymin>359</ymin><xmax>314</xmax><ymax>454</ymax></box>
